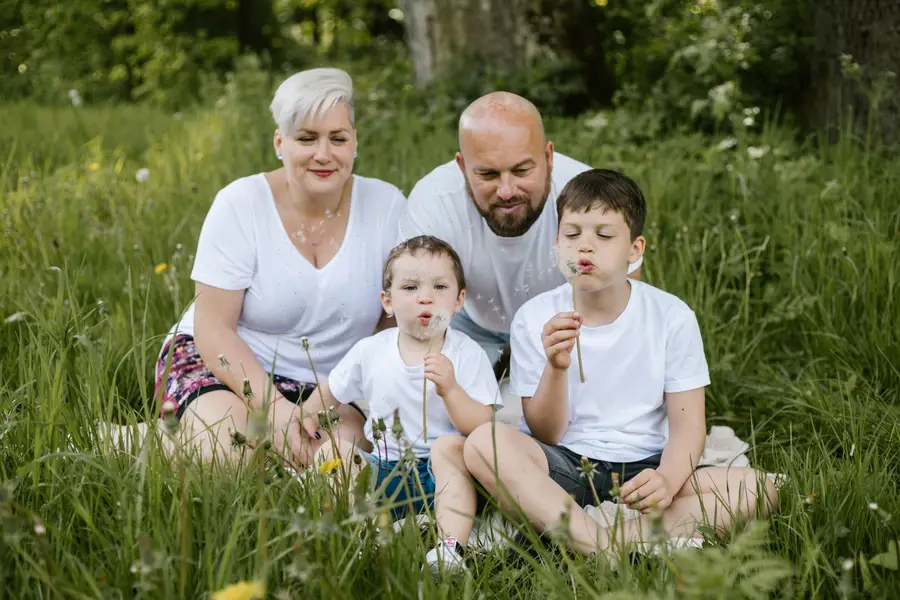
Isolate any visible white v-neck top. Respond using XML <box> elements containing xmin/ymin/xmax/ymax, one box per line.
<box><xmin>170</xmin><ymin>173</ymin><xmax>406</xmax><ymax>382</ymax></box>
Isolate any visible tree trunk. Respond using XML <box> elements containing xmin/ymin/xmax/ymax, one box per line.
<box><xmin>397</xmin><ymin>0</ymin><xmax>538</xmax><ymax>86</ymax></box>
<box><xmin>802</xmin><ymin>0</ymin><xmax>900</xmax><ymax>145</ymax></box>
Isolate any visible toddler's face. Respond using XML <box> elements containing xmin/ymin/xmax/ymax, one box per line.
<box><xmin>382</xmin><ymin>251</ymin><xmax>464</xmax><ymax>341</ymax></box>
<box><xmin>556</xmin><ymin>207</ymin><xmax>643</xmax><ymax>292</ymax></box>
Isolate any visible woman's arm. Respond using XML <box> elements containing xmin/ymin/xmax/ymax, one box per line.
<box><xmin>192</xmin><ymin>282</ymin><xmax>288</xmax><ymax>409</ymax></box>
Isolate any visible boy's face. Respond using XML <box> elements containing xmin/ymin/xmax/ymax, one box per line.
<box><xmin>381</xmin><ymin>251</ymin><xmax>465</xmax><ymax>341</ymax></box>
<box><xmin>557</xmin><ymin>206</ymin><xmax>645</xmax><ymax>292</ymax></box>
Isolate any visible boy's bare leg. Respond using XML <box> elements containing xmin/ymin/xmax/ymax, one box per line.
<box><xmin>466</xmin><ymin>424</ymin><xmax>779</xmax><ymax>557</ymax></box>
<box><xmin>606</xmin><ymin>466</ymin><xmax>779</xmax><ymax>547</ymax></box>
<box><xmin>429</xmin><ymin>435</ymin><xmax>477</xmax><ymax>545</ymax></box>
<box><xmin>463</xmin><ymin>423</ymin><xmax>607</xmax><ymax>556</ymax></box>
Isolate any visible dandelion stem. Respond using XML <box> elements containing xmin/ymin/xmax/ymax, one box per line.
<box><xmin>571</xmin><ymin>282</ymin><xmax>585</xmax><ymax>383</ymax></box>
<box><xmin>302</xmin><ymin>337</ymin><xmax>341</xmax><ymax>473</ymax></box>
<box><xmin>422</xmin><ymin>337</ymin><xmax>433</xmax><ymax>440</ymax></box>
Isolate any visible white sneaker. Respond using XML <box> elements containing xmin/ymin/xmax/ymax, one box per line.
<box><xmin>425</xmin><ymin>538</ymin><xmax>467</xmax><ymax>574</ymax></box>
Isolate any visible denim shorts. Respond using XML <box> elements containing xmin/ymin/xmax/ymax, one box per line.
<box><xmin>359</xmin><ymin>451</ymin><xmax>437</xmax><ymax>519</ymax></box>
<box><xmin>534</xmin><ymin>441</ymin><xmax>663</xmax><ymax>508</ymax></box>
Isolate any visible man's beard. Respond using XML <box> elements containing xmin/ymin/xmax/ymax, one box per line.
<box><xmin>465</xmin><ymin>169</ymin><xmax>552</xmax><ymax>238</ymax></box>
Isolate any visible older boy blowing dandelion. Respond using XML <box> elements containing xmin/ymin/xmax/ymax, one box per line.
<box><xmin>303</xmin><ymin>236</ymin><xmax>502</xmax><ymax>573</ymax></box>
<box><xmin>462</xmin><ymin>169</ymin><xmax>778</xmax><ymax>559</ymax></box>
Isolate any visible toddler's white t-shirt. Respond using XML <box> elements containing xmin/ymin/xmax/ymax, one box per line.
<box><xmin>171</xmin><ymin>173</ymin><xmax>406</xmax><ymax>382</ymax></box>
<box><xmin>399</xmin><ymin>152</ymin><xmax>643</xmax><ymax>335</ymax></box>
<box><xmin>328</xmin><ymin>327</ymin><xmax>502</xmax><ymax>461</ymax></box>
<box><xmin>509</xmin><ymin>280</ymin><xmax>710</xmax><ymax>462</ymax></box>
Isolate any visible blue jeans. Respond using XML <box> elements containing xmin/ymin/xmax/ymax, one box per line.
<box><xmin>360</xmin><ymin>451</ymin><xmax>437</xmax><ymax>519</ymax></box>
<box><xmin>451</xmin><ymin>308</ymin><xmax>511</xmax><ymax>366</ymax></box>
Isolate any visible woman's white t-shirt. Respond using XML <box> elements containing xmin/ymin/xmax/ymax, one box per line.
<box><xmin>170</xmin><ymin>173</ymin><xmax>406</xmax><ymax>383</ymax></box>
<box><xmin>328</xmin><ymin>327</ymin><xmax>502</xmax><ymax>461</ymax></box>
<box><xmin>509</xmin><ymin>280</ymin><xmax>710</xmax><ymax>463</ymax></box>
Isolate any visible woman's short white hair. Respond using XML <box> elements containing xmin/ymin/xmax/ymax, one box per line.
<box><xmin>270</xmin><ymin>68</ymin><xmax>355</xmax><ymax>135</ymax></box>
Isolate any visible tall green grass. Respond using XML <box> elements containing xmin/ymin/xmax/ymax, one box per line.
<box><xmin>0</xmin><ymin>82</ymin><xmax>898</xmax><ymax>598</ymax></box>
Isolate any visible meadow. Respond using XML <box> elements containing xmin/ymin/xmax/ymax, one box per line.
<box><xmin>1</xmin><ymin>72</ymin><xmax>899</xmax><ymax>598</ymax></box>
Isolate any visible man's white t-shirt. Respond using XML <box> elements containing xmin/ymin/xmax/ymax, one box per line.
<box><xmin>170</xmin><ymin>173</ymin><xmax>406</xmax><ymax>382</ymax></box>
<box><xmin>509</xmin><ymin>280</ymin><xmax>710</xmax><ymax>462</ymax></box>
<box><xmin>328</xmin><ymin>327</ymin><xmax>502</xmax><ymax>461</ymax></box>
<box><xmin>399</xmin><ymin>152</ymin><xmax>643</xmax><ymax>335</ymax></box>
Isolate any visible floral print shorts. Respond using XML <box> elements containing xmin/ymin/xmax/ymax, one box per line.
<box><xmin>154</xmin><ymin>334</ymin><xmax>316</xmax><ymax>419</ymax></box>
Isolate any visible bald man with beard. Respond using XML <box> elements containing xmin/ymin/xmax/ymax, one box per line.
<box><xmin>399</xmin><ymin>92</ymin><xmax>643</xmax><ymax>376</ymax></box>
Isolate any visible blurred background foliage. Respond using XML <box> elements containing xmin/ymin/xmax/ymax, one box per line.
<box><xmin>0</xmin><ymin>0</ymin><xmax>896</xmax><ymax>142</ymax></box>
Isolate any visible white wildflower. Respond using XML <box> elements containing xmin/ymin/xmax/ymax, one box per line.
<box><xmin>584</xmin><ymin>111</ymin><xmax>609</xmax><ymax>131</ymax></box>
<box><xmin>716</xmin><ymin>138</ymin><xmax>737</xmax><ymax>151</ymax></box>
<box><xmin>135</xmin><ymin>168</ymin><xmax>150</xmax><ymax>184</ymax></box>
<box><xmin>4</xmin><ymin>312</ymin><xmax>27</xmax><ymax>324</ymax></box>
<box><xmin>747</xmin><ymin>145</ymin><xmax>770</xmax><ymax>160</ymax></box>
<box><xmin>68</xmin><ymin>89</ymin><xmax>83</xmax><ymax>107</ymax></box>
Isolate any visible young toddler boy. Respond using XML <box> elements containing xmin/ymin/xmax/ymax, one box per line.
<box><xmin>306</xmin><ymin>235</ymin><xmax>501</xmax><ymax>572</ymax></box>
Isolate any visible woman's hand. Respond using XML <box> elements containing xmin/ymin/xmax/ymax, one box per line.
<box><xmin>268</xmin><ymin>397</ymin><xmax>313</xmax><ymax>465</ymax></box>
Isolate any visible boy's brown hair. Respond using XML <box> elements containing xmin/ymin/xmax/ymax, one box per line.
<box><xmin>556</xmin><ymin>168</ymin><xmax>647</xmax><ymax>240</ymax></box>
<box><xmin>382</xmin><ymin>235</ymin><xmax>466</xmax><ymax>293</ymax></box>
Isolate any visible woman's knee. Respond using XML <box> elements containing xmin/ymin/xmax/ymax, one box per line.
<box><xmin>182</xmin><ymin>390</ymin><xmax>248</xmax><ymax>434</ymax></box>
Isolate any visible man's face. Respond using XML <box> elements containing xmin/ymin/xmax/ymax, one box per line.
<box><xmin>457</xmin><ymin>123</ymin><xmax>553</xmax><ymax>238</ymax></box>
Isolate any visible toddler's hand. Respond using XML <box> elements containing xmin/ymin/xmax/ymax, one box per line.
<box><xmin>424</xmin><ymin>353</ymin><xmax>459</xmax><ymax>398</ymax></box>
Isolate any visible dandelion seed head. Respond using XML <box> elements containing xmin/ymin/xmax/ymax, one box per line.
<box><xmin>841</xmin><ymin>558</ymin><xmax>854</xmax><ymax>571</ymax></box>
<box><xmin>868</xmin><ymin>502</ymin><xmax>879</xmax><ymax>510</ymax></box>
<box><xmin>135</xmin><ymin>168</ymin><xmax>150</xmax><ymax>183</ymax></box>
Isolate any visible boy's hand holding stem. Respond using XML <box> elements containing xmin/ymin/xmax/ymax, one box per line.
<box><xmin>542</xmin><ymin>312</ymin><xmax>583</xmax><ymax>371</ymax></box>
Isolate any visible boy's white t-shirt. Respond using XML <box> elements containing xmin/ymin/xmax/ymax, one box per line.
<box><xmin>328</xmin><ymin>327</ymin><xmax>502</xmax><ymax>461</ymax></box>
<box><xmin>509</xmin><ymin>280</ymin><xmax>710</xmax><ymax>463</ymax></box>
<box><xmin>398</xmin><ymin>152</ymin><xmax>643</xmax><ymax>335</ymax></box>
<box><xmin>170</xmin><ymin>173</ymin><xmax>406</xmax><ymax>383</ymax></box>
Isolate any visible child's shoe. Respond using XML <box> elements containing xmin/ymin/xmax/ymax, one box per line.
<box><xmin>425</xmin><ymin>537</ymin><xmax>467</xmax><ymax>574</ymax></box>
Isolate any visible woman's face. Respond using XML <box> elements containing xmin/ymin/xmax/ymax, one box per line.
<box><xmin>275</xmin><ymin>102</ymin><xmax>357</xmax><ymax>197</ymax></box>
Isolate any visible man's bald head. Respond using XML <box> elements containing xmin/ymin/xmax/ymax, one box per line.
<box><xmin>458</xmin><ymin>92</ymin><xmax>545</xmax><ymax>150</ymax></box>
<box><xmin>455</xmin><ymin>92</ymin><xmax>554</xmax><ymax>238</ymax></box>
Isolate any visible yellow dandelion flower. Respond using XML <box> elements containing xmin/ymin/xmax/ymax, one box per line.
<box><xmin>594</xmin><ymin>0</ymin><xmax>608</xmax><ymax>6</ymax></box>
<box><xmin>154</xmin><ymin>263</ymin><xmax>168</xmax><ymax>275</ymax></box>
<box><xmin>211</xmin><ymin>580</ymin><xmax>265</xmax><ymax>600</ymax></box>
<box><xmin>87</xmin><ymin>162</ymin><xmax>100</xmax><ymax>171</ymax></box>
<box><xmin>319</xmin><ymin>457</ymin><xmax>342</xmax><ymax>474</ymax></box>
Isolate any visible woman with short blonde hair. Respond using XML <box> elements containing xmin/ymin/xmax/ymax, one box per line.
<box><xmin>155</xmin><ymin>68</ymin><xmax>405</xmax><ymax>464</ymax></box>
